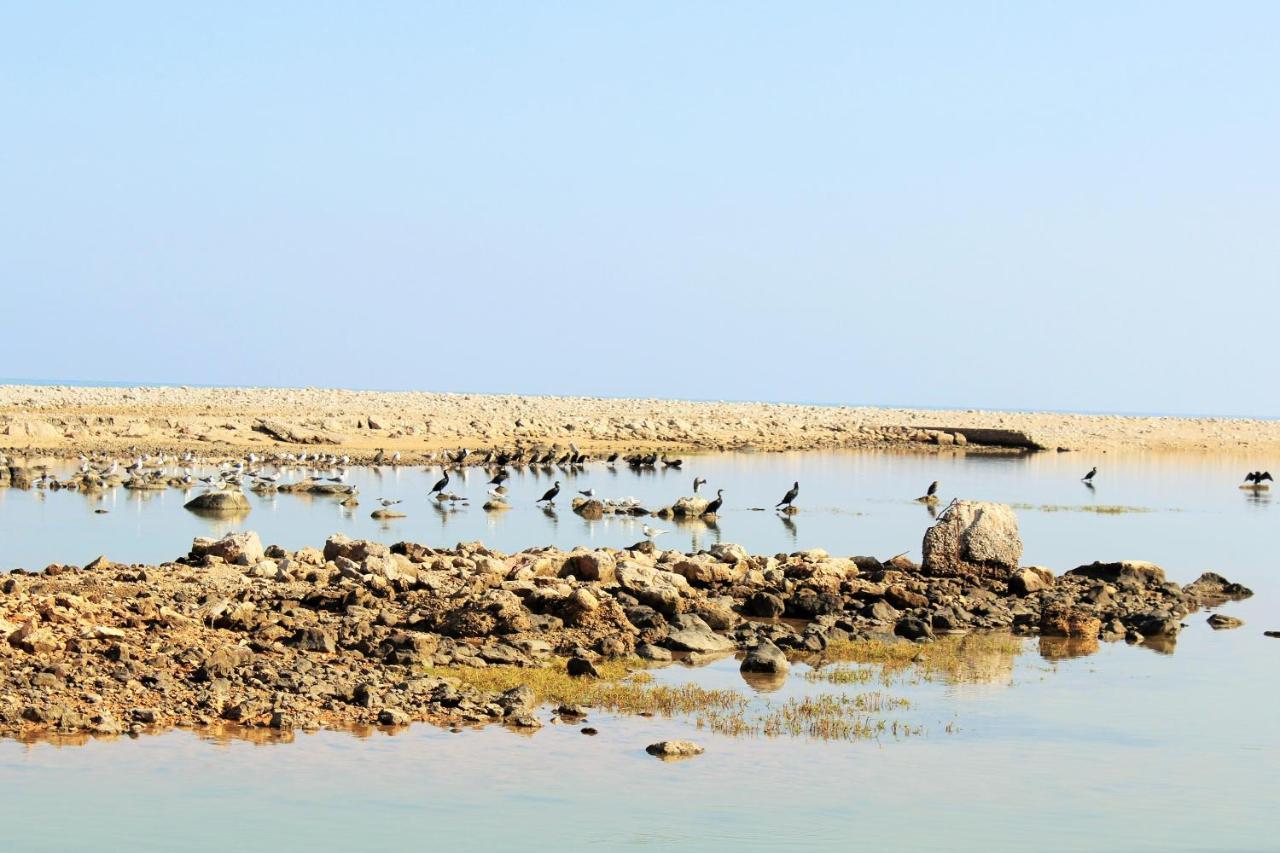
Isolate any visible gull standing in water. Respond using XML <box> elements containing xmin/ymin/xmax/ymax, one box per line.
<box><xmin>642</xmin><ymin>524</ymin><xmax>667</xmax><ymax>538</ymax></box>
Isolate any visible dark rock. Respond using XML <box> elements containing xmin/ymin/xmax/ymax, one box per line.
<box><xmin>567</xmin><ymin>657</ymin><xmax>600</xmax><ymax>678</ymax></box>
<box><xmin>894</xmin><ymin>616</ymin><xmax>935</xmax><ymax>641</ymax></box>
<box><xmin>742</xmin><ymin>591</ymin><xmax>785</xmax><ymax>619</ymax></box>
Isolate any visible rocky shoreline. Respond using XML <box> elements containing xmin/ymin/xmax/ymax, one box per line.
<box><xmin>6</xmin><ymin>384</ymin><xmax>1280</xmax><ymax>459</ymax></box>
<box><xmin>0</xmin><ymin>501</ymin><xmax>1253</xmax><ymax>742</ymax></box>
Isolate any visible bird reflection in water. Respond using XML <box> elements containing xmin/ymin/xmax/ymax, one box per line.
<box><xmin>779</xmin><ymin>513</ymin><xmax>798</xmax><ymax>544</ymax></box>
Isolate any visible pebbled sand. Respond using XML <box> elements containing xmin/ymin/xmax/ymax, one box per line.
<box><xmin>2</xmin><ymin>384</ymin><xmax>1279</xmax><ymax>458</ymax></box>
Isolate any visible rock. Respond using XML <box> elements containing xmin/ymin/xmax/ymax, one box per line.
<box><xmin>709</xmin><ymin>543</ymin><xmax>749</xmax><ymax>563</ymax></box>
<box><xmin>567</xmin><ymin>657</ymin><xmax>600</xmax><ymax>678</ymax></box>
<box><xmin>370</xmin><ymin>509</ymin><xmax>406</xmax><ymax>519</ymax></box>
<box><xmin>1206</xmin><ymin>613</ymin><xmax>1243</xmax><ymax>630</ymax></box>
<box><xmin>184</xmin><ymin>491</ymin><xmax>251</xmax><ymax>514</ymax></box>
<box><xmin>742</xmin><ymin>591</ymin><xmax>785</xmax><ymax>618</ymax></box>
<box><xmin>646</xmin><ymin>739</ymin><xmax>704</xmax><ymax>759</ymax></box>
<box><xmin>1067</xmin><ymin>561</ymin><xmax>1166</xmax><ymax>587</ymax></box>
<box><xmin>864</xmin><ymin>600</ymin><xmax>900</xmax><ymax>623</ymax></box>
<box><xmin>191</xmin><ymin>531</ymin><xmax>265</xmax><ymax>566</ymax></box>
<box><xmin>671</xmin><ymin>496</ymin><xmax>710</xmax><ymax>517</ymax></box>
<box><xmin>290</xmin><ymin>626</ymin><xmax>337</xmax><ymax>653</ymax></box>
<box><xmin>1265</xmin><ymin>631</ymin><xmax>1280</xmax><ymax>638</ymax></box>
<box><xmin>739</xmin><ymin>641</ymin><xmax>789</xmax><ymax>674</ymax></box>
<box><xmin>1185</xmin><ymin>572</ymin><xmax>1253</xmax><ymax>602</ymax></box>
<box><xmin>894</xmin><ymin>616</ymin><xmax>935</xmax><ymax>641</ymax></box>
<box><xmin>1009</xmin><ymin>567</ymin><xmax>1054</xmax><ymax>595</ymax></box>
<box><xmin>1040</xmin><ymin>609</ymin><xmax>1102</xmax><ymax>638</ymax></box>
<box><xmin>378</xmin><ymin>708</ymin><xmax>411</xmax><ymax>726</ymax></box>
<box><xmin>664</xmin><ymin>614</ymin><xmax>736</xmax><ymax>653</ymax></box>
<box><xmin>323</xmin><ymin>534</ymin><xmax>390</xmax><ymax>562</ymax></box>
<box><xmin>1133</xmin><ymin>613</ymin><xmax>1182</xmax><ymax>638</ymax></box>
<box><xmin>922</xmin><ymin>501</ymin><xmax>1023</xmax><ymax>579</ymax></box>
<box><xmin>571</xmin><ymin>499</ymin><xmax>605</xmax><ymax>519</ymax></box>
<box><xmin>885</xmin><ymin>584</ymin><xmax>928</xmax><ymax>609</ymax></box>
<box><xmin>636</xmin><ymin>643</ymin><xmax>673</xmax><ymax>661</ymax></box>
<box><xmin>561</xmin><ymin>551</ymin><xmax>616</xmax><ymax>583</ymax></box>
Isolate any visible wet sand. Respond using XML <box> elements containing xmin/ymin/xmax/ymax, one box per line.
<box><xmin>2</xmin><ymin>384</ymin><xmax>1279</xmax><ymax>458</ymax></box>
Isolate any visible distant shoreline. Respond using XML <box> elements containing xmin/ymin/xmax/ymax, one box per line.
<box><xmin>3</xmin><ymin>383</ymin><xmax>1280</xmax><ymax>458</ymax></box>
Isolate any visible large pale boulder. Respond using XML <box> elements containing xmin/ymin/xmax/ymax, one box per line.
<box><xmin>191</xmin><ymin>531</ymin><xmax>264</xmax><ymax>566</ymax></box>
<box><xmin>922</xmin><ymin>501</ymin><xmax>1022</xmax><ymax>579</ymax></box>
<box><xmin>184</xmin><ymin>491</ymin><xmax>251</xmax><ymax>514</ymax></box>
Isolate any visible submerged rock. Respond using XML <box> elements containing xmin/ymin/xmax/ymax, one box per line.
<box><xmin>646</xmin><ymin>739</ymin><xmax>704</xmax><ymax>759</ymax></box>
<box><xmin>1206</xmin><ymin>613</ymin><xmax>1244</xmax><ymax>630</ymax></box>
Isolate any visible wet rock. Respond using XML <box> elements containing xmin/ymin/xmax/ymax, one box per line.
<box><xmin>1040</xmin><ymin>608</ymin><xmax>1102</xmax><ymax>638</ymax></box>
<box><xmin>1206</xmin><ymin>614</ymin><xmax>1244</xmax><ymax>630</ymax></box>
<box><xmin>646</xmin><ymin>739</ymin><xmax>704</xmax><ymax>759</ymax></box>
<box><xmin>184</xmin><ymin>491</ymin><xmax>251</xmax><ymax>513</ymax></box>
<box><xmin>739</xmin><ymin>640</ymin><xmax>789</xmax><ymax>674</ymax></box>
<box><xmin>922</xmin><ymin>501</ymin><xmax>1023</xmax><ymax>579</ymax></box>
<box><xmin>370</xmin><ymin>509</ymin><xmax>406</xmax><ymax>519</ymax></box>
<box><xmin>1184</xmin><ymin>572</ymin><xmax>1253</xmax><ymax>602</ymax></box>
<box><xmin>570</xmin><ymin>498</ymin><xmax>605</xmax><ymax>519</ymax></box>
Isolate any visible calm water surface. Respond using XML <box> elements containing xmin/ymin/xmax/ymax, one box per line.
<box><xmin>0</xmin><ymin>450</ymin><xmax>1276</xmax><ymax>851</ymax></box>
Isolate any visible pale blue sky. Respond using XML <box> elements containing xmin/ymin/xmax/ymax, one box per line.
<box><xmin>1</xmin><ymin>2</ymin><xmax>1276</xmax><ymax>415</ymax></box>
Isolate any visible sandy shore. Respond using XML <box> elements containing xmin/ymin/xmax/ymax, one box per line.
<box><xmin>2</xmin><ymin>384</ymin><xmax>1279</xmax><ymax>459</ymax></box>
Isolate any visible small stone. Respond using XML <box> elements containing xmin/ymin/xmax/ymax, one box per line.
<box><xmin>1206</xmin><ymin>614</ymin><xmax>1244</xmax><ymax>630</ymax></box>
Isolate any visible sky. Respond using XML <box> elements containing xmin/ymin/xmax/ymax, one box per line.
<box><xmin>1</xmin><ymin>2</ymin><xmax>1277</xmax><ymax>416</ymax></box>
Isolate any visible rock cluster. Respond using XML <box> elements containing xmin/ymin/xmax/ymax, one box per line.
<box><xmin>0</xmin><ymin>514</ymin><xmax>1251</xmax><ymax>740</ymax></box>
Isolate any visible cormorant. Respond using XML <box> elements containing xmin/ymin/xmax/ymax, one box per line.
<box><xmin>776</xmin><ymin>481</ymin><xmax>799</xmax><ymax>509</ymax></box>
<box><xmin>537</xmin><ymin>481</ymin><xmax>561</xmax><ymax>504</ymax></box>
<box><xmin>1245</xmin><ymin>471</ymin><xmax>1273</xmax><ymax>484</ymax></box>
<box><xmin>1082</xmin><ymin>467</ymin><xmax>1097</xmax><ymax>483</ymax></box>
<box><xmin>927</xmin><ymin>480</ymin><xmax>939</xmax><ymax>497</ymax></box>
<box><xmin>430</xmin><ymin>471</ymin><xmax>450</xmax><ymax>494</ymax></box>
<box><xmin>488</xmin><ymin>469</ymin><xmax>509</xmax><ymax>486</ymax></box>
<box><xmin>703</xmin><ymin>489</ymin><xmax>723</xmax><ymax>516</ymax></box>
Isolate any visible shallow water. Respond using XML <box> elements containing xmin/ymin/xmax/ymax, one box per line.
<box><xmin>1</xmin><ymin>450</ymin><xmax>1277</xmax><ymax>851</ymax></box>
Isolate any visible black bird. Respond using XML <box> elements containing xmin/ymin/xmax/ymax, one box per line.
<box><xmin>430</xmin><ymin>470</ymin><xmax>450</xmax><ymax>494</ymax></box>
<box><xmin>537</xmin><ymin>481</ymin><xmax>561</xmax><ymax>504</ymax></box>
<box><xmin>693</xmin><ymin>477</ymin><xmax>706</xmax><ymax>494</ymax></box>
<box><xmin>606</xmin><ymin>452</ymin><xmax>619</xmax><ymax>466</ymax></box>
<box><xmin>1245</xmin><ymin>471</ymin><xmax>1273</xmax><ymax>484</ymax></box>
<box><xmin>776</xmin><ymin>481</ymin><xmax>799</xmax><ymax>509</ymax></box>
<box><xmin>488</xmin><ymin>469</ymin><xmax>509</xmax><ymax>486</ymax></box>
<box><xmin>1082</xmin><ymin>467</ymin><xmax>1097</xmax><ymax>483</ymax></box>
<box><xmin>662</xmin><ymin>455</ymin><xmax>683</xmax><ymax>468</ymax></box>
<box><xmin>703</xmin><ymin>489</ymin><xmax>723</xmax><ymax>516</ymax></box>
<box><xmin>926</xmin><ymin>480</ymin><xmax>939</xmax><ymax>497</ymax></box>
